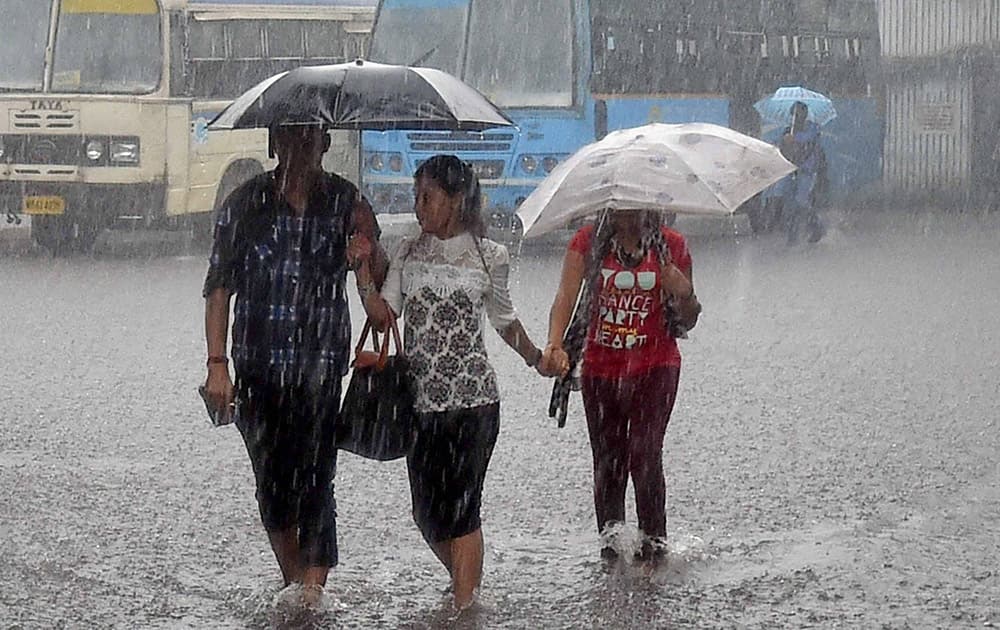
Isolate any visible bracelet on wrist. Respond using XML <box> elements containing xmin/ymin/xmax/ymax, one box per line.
<box><xmin>358</xmin><ymin>279</ymin><xmax>377</xmax><ymax>299</ymax></box>
<box><xmin>206</xmin><ymin>356</ymin><xmax>228</xmax><ymax>367</ymax></box>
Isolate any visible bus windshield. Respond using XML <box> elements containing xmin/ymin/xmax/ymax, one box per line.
<box><xmin>51</xmin><ymin>0</ymin><xmax>162</xmax><ymax>94</ymax></box>
<box><xmin>369</xmin><ymin>4</ymin><xmax>467</xmax><ymax>76</ymax></box>
<box><xmin>464</xmin><ymin>0</ymin><xmax>574</xmax><ymax>108</ymax></box>
<box><xmin>0</xmin><ymin>0</ymin><xmax>54</xmax><ymax>91</ymax></box>
<box><xmin>371</xmin><ymin>0</ymin><xmax>575</xmax><ymax>109</ymax></box>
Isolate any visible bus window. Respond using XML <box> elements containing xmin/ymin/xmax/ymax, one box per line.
<box><xmin>464</xmin><ymin>0</ymin><xmax>573</xmax><ymax>108</ymax></box>
<box><xmin>369</xmin><ymin>4</ymin><xmax>466</xmax><ymax>75</ymax></box>
<box><xmin>304</xmin><ymin>21</ymin><xmax>349</xmax><ymax>60</ymax></box>
<box><xmin>190</xmin><ymin>20</ymin><xmax>225</xmax><ymax>60</ymax></box>
<box><xmin>267</xmin><ymin>21</ymin><xmax>305</xmax><ymax>60</ymax></box>
<box><xmin>51</xmin><ymin>0</ymin><xmax>162</xmax><ymax>94</ymax></box>
<box><xmin>344</xmin><ymin>31</ymin><xmax>368</xmax><ymax>60</ymax></box>
<box><xmin>228</xmin><ymin>20</ymin><xmax>264</xmax><ymax>60</ymax></box>
<box><xmin>0</xmin><ymin>0</ymin><xmax>52</xmax><ymax>92</ymax></box>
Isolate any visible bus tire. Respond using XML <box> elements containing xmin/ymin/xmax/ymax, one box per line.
<box><xmin>195</xmin><ymin>161</ymin><xmax>263</xmax><ymax>247</ymax></box>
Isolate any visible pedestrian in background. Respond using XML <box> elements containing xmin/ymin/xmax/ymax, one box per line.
<box><xmin>201</xmin><ymin>123</ymin><xmax>387</xmax><ymax>606</ymax></box>
<box><xmin>776</xmin><ymin>101</ymin><xmax>827</xmax><ymax>244</ymax></box>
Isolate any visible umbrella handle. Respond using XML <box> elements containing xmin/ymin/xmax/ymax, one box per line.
<box><xmin>549</xmin><ymin>378</ymin><xmax>570</xmax><ymax>428</ymax></box>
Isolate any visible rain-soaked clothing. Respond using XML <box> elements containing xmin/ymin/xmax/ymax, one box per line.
<box><xmin>235</xmin><ymin>375</ymin><xmax>339</xmax><ymax>567</ymax></box>
<box><xmin>408</xmin><ymin>403</ymin><xmax>500</xmax><ymax>543</ymax></box>
<box><xmin>775</xmin><ymin>122</ymin><xmax>826</xmax><ymax>243</ymax></box>
<box><xmin>582</xmin><ymin>366</ymin><xmax>680</xmax><ymax>538</ymax></box>
<box><xmin>779</xmin><ymin>121</ymin><xmax>822</xmax><ymax>175</ymax></box>
<box><xmin>381</xmin><ymin>232</ymin><xmax>517</xmax><ymax>413</ymax></box>
<box><xmin>203</xmin><ymin>170</ymin><xmax>372</xmax><ymax>389</ymax></box>
<box><xmin>568</xmin><ymin>224</ymin><xmax>690</xmax><ymax>539</ymax></box>
<box><xmin>381</xmin><ymin>231</ymin><xmax>516</xmax><ymax>540</ymax></box>
<box><xmin>568</xmin><ymin>225</ymin><xmax>691</xmax><ymax>377</ymax></box>
<box><xmin>203</xmin><ymin>169</ymin><xmax>379</xmax><ymax>567</ymax></box>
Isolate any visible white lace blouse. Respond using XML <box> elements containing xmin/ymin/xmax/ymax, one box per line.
<box><xmin>381</xmin><ymin>231</ymin><xmax>518</xmax><ymax>413</ymax></box>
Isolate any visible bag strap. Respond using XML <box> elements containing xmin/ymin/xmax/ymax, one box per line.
<box><xmin>354</xmin><ymin>317</ymin><xmax>405</xmax><ymax>371</ymax></box>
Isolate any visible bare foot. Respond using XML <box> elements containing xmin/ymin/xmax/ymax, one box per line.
<box><xmin>302</xmin><ymin>583</ymin><xmax>325</xmax><ymax>609</ymax></box>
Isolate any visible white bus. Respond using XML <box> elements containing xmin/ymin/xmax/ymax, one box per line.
<box><xmin>0</xmin><ymin>0</ymin><xmax>375</xmax><ymax>252</ymax></box>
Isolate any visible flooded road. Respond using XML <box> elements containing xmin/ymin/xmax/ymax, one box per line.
<box><xmin>2</xmin><ymin>212</ymin><xmax>999</xmax><ymax>628</ymax></box>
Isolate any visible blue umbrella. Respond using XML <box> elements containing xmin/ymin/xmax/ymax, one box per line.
<box><xmin>754</xmin><ymin>86</ymin><xmax>837</xmax><ymax>127</ymax></box>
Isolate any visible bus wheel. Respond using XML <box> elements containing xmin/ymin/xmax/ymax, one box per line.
<box><xmin>32</xmin><ymin>216</ymin><xmax>101</xmax><ymax>255</ymax></box>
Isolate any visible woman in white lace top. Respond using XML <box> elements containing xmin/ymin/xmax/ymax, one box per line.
<box><xmin>354</xmin><ymin>155</ymin><xmax>555</xmax><ymax>609</ymax></box>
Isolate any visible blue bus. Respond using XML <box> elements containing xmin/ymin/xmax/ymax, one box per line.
<box><xmin>362</xmin><ymin>0</ymin><xmax>882</xmax><ymax>231</ymax></box>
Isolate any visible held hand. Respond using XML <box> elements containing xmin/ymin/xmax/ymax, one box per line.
<box><xmin>535</xmin><ymin>353</ymin><xmax>559</xmax><ymax>378</ymax></box>
<box><xmin>347</xmin><ymin>233</ymin><xmax>373</xmax><ymax>270</ymax></box>
<box><xmin>204</xmin><ymin>364</ymin><xmax>235</xmax><ymax>425</ymax></box>
<box><xmin>541</xmin><ymin>345</ymin><xmax>571</xmax><ymax>378</ymax></box>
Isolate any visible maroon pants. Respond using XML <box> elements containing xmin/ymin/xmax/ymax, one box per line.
<box><xmin>581</xmin><ymin>366</ymin><xmax>680</xmax><ymax>538</ymax></box>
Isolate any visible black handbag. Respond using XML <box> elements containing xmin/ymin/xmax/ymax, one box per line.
<box><xmin>335</xmin><ymin>317</ymin><xmax>415</xmax><ymax>461</ymax></box>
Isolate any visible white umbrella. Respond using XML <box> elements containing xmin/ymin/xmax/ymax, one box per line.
<box><xmin>517</xmin><ymin>123</ymin><xmax>796</xmax><ymax>238</ymax></box>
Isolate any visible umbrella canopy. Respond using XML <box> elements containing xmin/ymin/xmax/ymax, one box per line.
<box><xmin>208</xmin><ymin>59</ymin><xmax>514</xmax><ymax>131</ymax></box>
<box><xmin>516</xmin><ymin>123</ymin><xmax>796</xmax><ymax>239</ymax></box>
<box><xmin>754</xmin><ymin>86</ymin><xmax>837</xmax><ymax>127</ymax></box>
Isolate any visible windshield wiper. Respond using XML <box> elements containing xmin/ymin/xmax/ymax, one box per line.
<box><xmin>409</xmin><ymin>47</ymin><xmax>438</xmax><ymax>66</ymax></box>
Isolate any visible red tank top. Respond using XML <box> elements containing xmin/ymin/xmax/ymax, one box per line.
<box><xmin>568</xmin><ymin>225</ymin><xmax>692</xmax><ymax>378</ymax></box>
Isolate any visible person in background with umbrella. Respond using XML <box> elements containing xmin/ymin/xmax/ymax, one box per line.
<box><xmin>543</xmin><ymin>209</ymin><xmax>701</xmax><ymax>564</ymax></box>
<box><xmin>776</xmin><ymin>101</ymin><xmax>827</xmax><ymax>244</ymax></box>
<box><xmin>352</xmin><ymin>155</ymin><xmax>556</xmax><ymax>609</ymax></box>
<box><xmin>201</xmin><ymin>123</ymin><xmax>388</xmax><ymax>607</ymax></box>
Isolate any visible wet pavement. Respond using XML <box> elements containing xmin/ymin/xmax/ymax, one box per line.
<box><xmin>1</xmin><ymin>210</ymin><xmax>999</xmax><ymax>629</ymax></box>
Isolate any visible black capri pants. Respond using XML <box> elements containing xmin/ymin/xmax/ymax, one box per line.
<box><xmin>407</xmin><ymin>402</ymin><xmax>500</xmax><ymax>543</ymax></box>
<box><xmin>235</xmin><ymin>375</ymin><xmax>340</xmax><ymax>568</ymax></box>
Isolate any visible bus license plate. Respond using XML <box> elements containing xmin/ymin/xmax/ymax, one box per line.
<box><xmin>23</xmin><ymin>196</ymin><xmax>66</xmax><ymax>215</ymax></box>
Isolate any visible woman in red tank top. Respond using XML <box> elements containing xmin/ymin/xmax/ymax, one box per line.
<box><xmin>544</xmin><ymin>209</ymin><xmax>701</xmax><ymax>564</ymax></box>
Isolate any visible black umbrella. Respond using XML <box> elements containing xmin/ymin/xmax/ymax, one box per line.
<box><xmin>208</xmin><ymin>59</ymin><xmax>514</xmax><ymax>131</ymax></box>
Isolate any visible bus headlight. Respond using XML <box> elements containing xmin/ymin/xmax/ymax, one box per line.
<box><xmin>110</xmin><ymin>137</ymin><xmax>140</xmax><ymax>165</ymax></box>
<box><xmin>519</xmin><ymin>155</ymin><xmax>537</xmax><ymax>174</ymax></box>
<box><xmin>85</xmin><ymin>140</ymin><xmax>104</xmax><ymax>162</ymax></box>
<box><xmin>388</xmin><ymin>153</ymin><xmax>403</xmax><ymax>172</ymax></box>
<box><xmin>367</xmin><ymin>153</ymin><xmax>384</xmax><ymax>172</ymax></box>
<box><xmin>542</xmin><ymin>156</ymin><xmax>559</xmax><ymax>173</ymax></box>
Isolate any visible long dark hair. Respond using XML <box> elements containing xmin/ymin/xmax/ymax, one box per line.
<box><xmin>414</xmin><ymin>154</ymin><xmax>486</xmax><ymax>238</ymax></box>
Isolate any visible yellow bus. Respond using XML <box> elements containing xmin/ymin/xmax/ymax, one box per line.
<box><xmin>0</xmin><ymin>0</ymin><xmax>374</xmax><ymax>252</ymax></box>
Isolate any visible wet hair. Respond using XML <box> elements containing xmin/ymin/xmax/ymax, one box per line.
<box><xmin>267</xmin><ymin>123</ymin><xmax>329</xmax><ymax>159</ymax></box>
<box><xmin>591</xmin><ymin>210</ymin><xmax>670</xmax><ymax>272</ymax></box>
<box><xmin>414</xmin><ymin>154</ymin><xmax>486</xmax><ymax>238</ymax></box>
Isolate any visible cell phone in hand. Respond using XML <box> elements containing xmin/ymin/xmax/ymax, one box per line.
<box><xmin>197</xmin><ymin>385</ymin><xmax>234</xmax><ymax>427</ymax></box>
